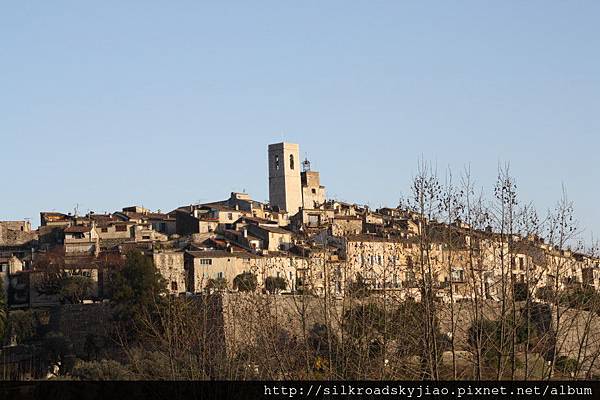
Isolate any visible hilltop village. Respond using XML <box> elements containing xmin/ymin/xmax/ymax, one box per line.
<box><xmin>1</xmin><ymin>142</ymin><xmax>599</xmax><ymax>308</ymax></box>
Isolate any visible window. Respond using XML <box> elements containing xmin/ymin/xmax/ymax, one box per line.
<box><xmin>200</xmin><ymin>259</ymin><xmax>212</xmax><ymax>265</ymax></box>
<box><xmin>228</xmin><ymin>212</ymin><xmax>233</xmax><ymax>220</ymax></box>
<box><xmin>116</xmin><ymin>225</ymin><xmax>127</xmax><ymax>232</ymax></box>
<box><xmin>142</xmin><ymin>235</ymin><xmax>150</xmax><ymax>240</ymax></box>
<box><xmin>451</xmin><ymin>268</ymin><xmax>464</xmax><ymax>282</ymax></box>
<box><xmin>311</xmin><ymin>188</ymin><xmax>316</xmax><ymax>194</ymax></box>
<box><xmin>217</xmin><ymin>272</ymin><xmax>223</xmax><ymax>279</ymax></box>
<box><xmin>171</xmin><ymin>281</ymin><xmax>178</xmax><ymax>291</ymax></box>
<box><xmin>275</xmin><ymin>155</ymin><xmax>279</xmax><ymax>170</ymax></box>
<box><xmin>289</xmin><ymin>154</ymin><xmax>294</xmax><ymax>170</ymax></box>
<box><xmin>101</xmin><ymin>227</ymin><xmax>108</xmax><ymax>233</ymax></box>
<box><xmin>519</xmin><ymin>258</ymin><xmax>524</xmax><ymax>270</ymax></box>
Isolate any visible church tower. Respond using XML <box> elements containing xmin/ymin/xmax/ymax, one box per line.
<box><xmin>268</xmin><ymin>142</ymin><xmax>302</xmax><ymax>215</ymax></box>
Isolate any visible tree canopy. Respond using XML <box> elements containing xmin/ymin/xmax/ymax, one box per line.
<box><xmin>110</xmin><ymin>250</ymin><xmax>167</xmax><ymax>321</ymax></box>
<box><xmin>233</xmin><ymin>272</ymin><xmax>257</xmax><ymax>292</ymax></box>
<box><xmin>265</xmin><ymin>276</ymin><xmax>287</xmax><ymax>294</ymax></box>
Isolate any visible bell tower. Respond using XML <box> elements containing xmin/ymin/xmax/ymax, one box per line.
<box><xmin>268</xmin><ymin>142</ymin><xmax>302</xmax><ymax>215</ymax></box>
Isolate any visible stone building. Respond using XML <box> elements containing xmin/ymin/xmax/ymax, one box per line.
<box><xmin>301</xmin><ymin>168</ymin><xmax>326</xmax><ymax>210</ymax></box>
<box><xmin>331</xmin><ymin>216</ymin><xmax>363</xmax><ymax>237</ymax></box>
<box><xmin>40</xmin><ymin>212</ymin><xmax>73</xmax><ymax>227</ymax></box>
<box><xmin>246</xmin><ymin>224</ymin><xmax>293</xmax><ymax>252</ymax></box>
<box><xmin>185</xmin><ymin>250</ymin><xmax>258</xmax><ymax>293</ymax></box>
<box><xmin>0</xmin><ymin>220</ymin><xmax>31</xmax><ymax>232</ymax></box>
<box><xmin>153</xmin><ymin>250</ymin><xmax>186</xmax><ymax>294</ymax></box>
<box><xmin>185</xmin><ymin>249</ymin><xmax>306</xmax><ymax>294</ymax></box>
<box><xmin>63</xmin><ymin>225</ymin><xmax>99</xmax><ymax>256</ymax></box>
<box><xmin>268</xmin><ymin>142</ymin><xmax>302</xmax><ymax>215</ymax></box>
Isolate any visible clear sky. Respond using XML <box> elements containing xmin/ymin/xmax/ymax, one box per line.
<box><xmin>1</xmin><ymin>2</ymin><xmax>598</xmax><ymax>238</ymax></box>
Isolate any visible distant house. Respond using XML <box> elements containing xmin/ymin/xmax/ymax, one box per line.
<box><xmin>174</xmin><ymin>202</ymin><xmax>249</xmax><ymax>236</ymax></box>
<box><xmin>174</xmin><ymin>206</ymin><xmax>219</xmax><ymax>235</ymax></box>
<box><xmin>0</xmin><ymin>221</ymin><xmax>31</xmax><ymax>232</ymax></box>
<box><xmin>331</xmin><ymin>216</ymin><xmax>363</xmax><ymax>237</ymax></box>
<box><xmin>185</xmin><ymin>250</ymin><xmax>257</xmax><ymax>293</ymax></box>
<box><xmin>63</xmin><ymin>225</ymin><xmax>99</xmax><ymax>256</ymax></box>
<box><xmin>153</xmin><ymin>250</ymin><xmax>186</xmax><ymax>294</ymax></box>
<box><xmin>184</xmin><ymin>249</ymin><xmax>301</xmax><ymax>294</ymax></box>
<box><xmin>40</xmin><ymin>212</ymin><xmax>73</xmax><ymax>227</ymax></box>
<box><xmin>96</xmin><ymin>221</ymin><xmax>136</xmax><ymax>240</ymax></box>
<box><xmin>147</xmin><ymin>213</ymin><xmax>177</xmax><ymax>235</ymax></box>
<box><xmin>246</xmin><ymin>224</ymin><xmax>293</xmax><ymax>252</ymax></box>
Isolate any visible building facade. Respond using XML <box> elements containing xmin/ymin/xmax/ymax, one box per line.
<box><xmin>268</xmin><ymin>142</ymin><xmax>302</xmax><ymax>215</ymax></box>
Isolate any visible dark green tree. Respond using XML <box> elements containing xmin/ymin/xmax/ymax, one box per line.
<box><xmin>41</xmin><ymin>331</ymin><xmax>76</xmax><ymax>376</ymax></box>
<box><xmin>110</xmin><ymin>250</ymin><xmax>167</xmax><ymax>322</ymax></box>
<box><xmin>561</xmin><ymin>285</ymin><xmax>600</xmax><ymax>312</ymax></box>
<box><xmin>206</xmin><ymin>277</ymin><xmax>228</xmax><ymax>291</ymax></box>
<box><xmin>265</xmin><ymin>276</ymin><xmax>287</xmax><ymax>294</ymax></box>
<box><xmin>555</xmin><ymin>356</ymin><xmax>579</xmax><ymax>376</ymax></box>
<box><xmin>7</xmin><ymin>309</ymin><xmax>36</xmax><ymax>344</ymax></box>
<box><xmin>536</xmin><ymin>285</ymin><xmax>555</xmax><ymax>302</ymax></box>
<box><xmin>346</xmin><ymin>273</ymin><xmax>370</xmax><ymax>298</ymax></box>
<box><xmin>467</xmin><ymin>315</ymin><xmax>537</xmax><ymax>367</ymax></box>
<box><xmin>233</xmin><ymin>272</ymin><xmax>257</xmax><ymax>292</ymax></box>
<box><xmin>59</xmin><ymin>275</ymin><xmax>94</xmax><ymax>304</ymax></box>
<box><xmin>513</xmin><ymin>282</ymin><xmax>529</xmax><ymax>302</ymax></box>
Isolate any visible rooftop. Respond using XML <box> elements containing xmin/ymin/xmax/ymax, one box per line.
<box><xmin>64</xmin><ymin>226</ymin><xmax>92</xmax><ymax>234</ymax></box>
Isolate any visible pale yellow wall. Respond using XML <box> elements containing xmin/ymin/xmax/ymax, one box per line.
<box><xmin>268</xmin><ymin>142</ymin><xmax>302</xmax><ymax>215</ymax></box>
<box><xmin>154</xmin><ymin>252</ymin><xmax>186</xmax><ymax>294</ymax></box>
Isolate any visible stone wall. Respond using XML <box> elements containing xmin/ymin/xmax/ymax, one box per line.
<box><xmin>220</xmin><ymin>293</ymin><xmax>600</xmax><ymax>377</ymax></box>
<box><xmin>42</xmin><ymin>294</ymin><xmax>600</xmax><ymax>378</ymax></box>
<box><xmin>49</xmin><ymin>303</ymin><xmax>115</xmax><ymax>358</ymax></box>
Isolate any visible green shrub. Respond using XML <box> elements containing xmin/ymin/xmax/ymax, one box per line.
<box><xmin>513</xmin><ymin>282</ymin><xmax>529</xmax><ymax>301</ymax></box>
<box><xmin>536</xmin><ymin>286</ymin><xmax>555</xmax><ymax>302</ymax></box>
<box><xmin>233</xmin><ymin>272</ymin><xmax>257</xmax><ymax>292</ymax></box>
<box><xmin>347</xmin><ymin>273</ymin><xmax>370</xmax><ymax>298</ymax></box>
<box><xmin>60</xmin><ymin>275</ymin><xmax>93</xmax><ymax>304</ymax></box>
<box><xmin>555</xmin><ymin>356</ymin><xmax>578</xmax><ymax>375</ymax></box>
<box><xmin>206</xmin><ymin>277</ymin><xmax>228</xmax><ymax>291</ymax></box>
<box><xmin>7</xmin><ymin>310</ymin><xmax>36</xmax><ymax>344</ymax></box>
<box><xmin>71</xmin><ymin>359</ymin><xmax>133</xmax><ymax>380</ymax></box>
<box><xmin>265</xmin><ymin>276</ymin><xmax>287</xmax><ymax>294</ymax></box>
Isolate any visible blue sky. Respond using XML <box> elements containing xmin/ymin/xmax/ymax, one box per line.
<box><xmin>1</xmin><ymin>2</ymin><xmax>599</xmax><ymax>238</ymax></box>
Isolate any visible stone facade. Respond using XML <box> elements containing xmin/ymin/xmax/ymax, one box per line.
<box><xmin>153</xmin><ymin>250</ymin><xmax>186</xmax><ymax>294</ymax></box>
<box><xmin>268</xmin><ymin>142</ymin><xmax>302</xmax><ymax>215</ymax></box>
<box><xmin>301</xmin><ymin>170</ymin><xmax>326</xmax><ymax>209</ymax></box>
